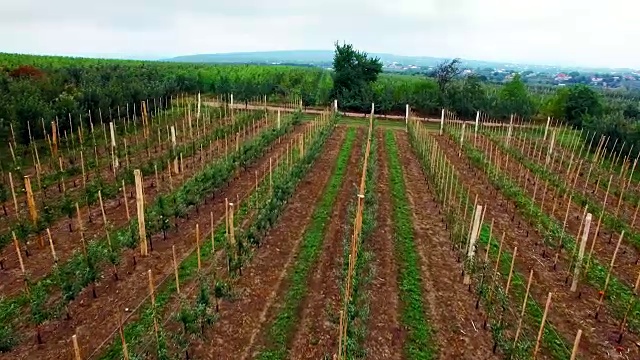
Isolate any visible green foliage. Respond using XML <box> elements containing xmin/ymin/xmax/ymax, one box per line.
<box><xmin>469</xmin><ymin>130</ymin><xmax>640</xmax><ymax>335</ymax></box>
<box><xmin>257</xmin><ymin>128</ymin><xmax>356</xmax><ymax>360</ymax></box>
<box><xmin>342</xmin><ymin>123</ymin><xmax>377</xmax><ymax>359</ymax></box>
<box><xmin>331</xmin><ymin>43</ymin><xmax>383</xmax><ymax>112</ymax></box>
<box><xmin>498</xmin><ymin>74</ymin><xmax>535</xmax><ymax>118</ymax></box>
<box><xmin>99</xmin><ymin>114</ymin><xmax>336</xmax><ymax>360</ymax></box>
<box><xmin>564</xmin><ymin>84</ymin><xmax>603</xmax><ymax>128</ymax></box>
<box><xmin>384</xmin><ymin>131</ymin><xmax>435</xmax><ymax>359</ymax></box>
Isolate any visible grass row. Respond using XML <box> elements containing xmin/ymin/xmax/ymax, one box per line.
<box><xmin>384</xmin><ymin>130</ymin><xmax>435</xmax><ymax>359</ymax></box>
<box><xmin>341</xmin><ymin>123</ymin><xmax>378</xmax><ymax>359</ymax></box>
<box><xmin>256</xmin><ymin>127</ymin><xmax>357</xmax><ymax>360</ymax></box>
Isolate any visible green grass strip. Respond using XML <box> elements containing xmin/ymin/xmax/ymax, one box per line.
<box><xmin>256</xmin><ymin>127</ymin><xmax>357</xmax><ymax>360</ymax></box>
<box><xmin>384</xmin><ymin>130</ymin><xmax>435</xmax><ymax>360</ymax></box>
<box><xmin>342</xmin><ymin>125</ymin><xmax>378</xmax><ymax>359</ymax></box>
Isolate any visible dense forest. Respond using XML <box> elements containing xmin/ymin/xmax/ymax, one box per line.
<box><xmin>1</xmin><ymin>51</ymin><xmax>639</xmax><ymax>159</ymax></box>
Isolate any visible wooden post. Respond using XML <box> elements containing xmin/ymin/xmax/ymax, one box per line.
<box><xmin>24</xmin><ymin>176</ymin><xmax>38</xmax><ymax>225</ymax></box>
<box><xmin>543</xmin><ymin>116</ymin><xmax>551</xmax><ymax>141</ymax></box>
<box><xmin>171</xmin><ymin>126</ymin><xmax>178</xmax><ymax>174</ymax></box>
<box><xmin>122</xmin><ymin>180</ymin><xmax>130</xmax><ymax>221</ymax></box>
<box><xmin>533</xmin><ymin>292</ymin><xmax>553</xmax><ymax>358</ymax></box>
<box><xmin>72</xmin><ymin>334</ymin><xmax>81</xmax><ymax>360</ymax></box>
<box><xmin>464</xmin><ymin>205</ymin><xmax>482</xmax><ymax>285</ymax></box>
<box><xmin>118</xmin><ymin>315</ymin><xmax>130</xmax><ymax>360</ymax></box>
<box><xmin>13</xmin><ymin>232</ymin><xmax>25</xmax><ymax>274</ymax></box>
<box><xmin>513</xmin><ymin>269</ymin><xmax>534</xmax><ymax>346</ymax></box>
<box><xmin>229</xmin><ymin>202</ymin><xmax>236</xmax><ymax>263</ymax></box>
<box><xmin>9</xmin><ymin>172</ymin><xmax>19</xmax><ymax>219</ymax></box>
<box><xmin>570</xmin><ymin>329</ymin><xmax>582</xmax><ymax>360</ymax></box>
<box><xmin>75</xmin><ymin>202</ymin><xmax>87</xmax><ymax>256</ymax></box>
<box><xmin>196</xmin><ymin>223</ymin><xmax>201</xmax><ymax>270</ymax></box>
<box><xmin>440</xmin><ymin>109</ymin><xmax>444</xmax><ymax>135</ymax></box>
<box><xmin>505</xmin><ymin>247</ymin><xmax>518</xmax><ymax>295</ymax></box>
<box><xmin>571</xmin><ymin>213</ymin><xmax>592</xmax><ymax>292</ymax></box>
<box><xmin>595</xmin><ymin>231</ymin><xmax>624</xmax><ymax>318</ymax></box>
<box><xmin>80</xmin><ymin>151</ymin><xmax>86</xmax><ymax>188</ymax></box>
<box><xmin>134</xmin><ymin>170</ymin><xmax>148</xmax><ymax>256</ymax></box>
<box><xmin>172</xmin><ymin>245</ymin><xmax>180</xmax><ymax>294</ymax></box>
<box><xmin>52</xmin><ymin>121</ymin><xmax>58</xmax><ymax>157</ymax></box>
<box><xmin>46</xmin><ymin>228</ymin><xmax>57</xmax><ymax>263</ymax></box>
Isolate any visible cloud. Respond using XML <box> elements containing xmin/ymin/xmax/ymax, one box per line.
<box><xmin>0</xmin><ymin>0</ymin><xmax>637</xmax><ymax>68</ymax></box>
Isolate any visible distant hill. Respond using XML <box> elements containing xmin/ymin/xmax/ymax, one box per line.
<box><xmin>163</xmin><ymin>50</ymin><xmax>635</xmax><ymax>74</ymax></box>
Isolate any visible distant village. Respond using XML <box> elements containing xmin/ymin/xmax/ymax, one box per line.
<box><xmin>381</xmin><ymin>61</ymin><xmax>640</xmax><ymax>90</ymax></box>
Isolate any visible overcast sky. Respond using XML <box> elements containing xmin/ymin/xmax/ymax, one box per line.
<box><xmin>1</xmin><ymin>0</ymin><xmax>637</xmax><ymax>69</ymax></box>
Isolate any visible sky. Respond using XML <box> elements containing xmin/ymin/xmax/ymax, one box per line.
<box><xmin>0</xmin><ymin>0</ymin><xmax>637</xmax><ymax>69</ymax></box>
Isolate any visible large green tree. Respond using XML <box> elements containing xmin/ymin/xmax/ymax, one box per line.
<box><xmin>564</xmin><ymin>84</ymin><xmax>603</xmax><ymax>128</ymax></box>
<box><xmin>330</xmin><ymin>42</ymin><xmax>383</xmax><ymax>112</ymax></box>
<box><xmin>498</xmin><ymin>74</ymin><xmax>535</xmax><ymax>119</ymax></box>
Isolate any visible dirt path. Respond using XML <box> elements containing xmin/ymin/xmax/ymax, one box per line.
<box><xmin>1</xmin><ymin>124</ymin><xmax>305</xmax><ymax>360</ymax></box>
<box><xmin>287</xmin><ymin>128</ymin><xmax>364</xmax><ymax>359</ymax></box>
<box><xmin>437</xmin><ymin>134</ymin><xmax>640</xmax><ymax>359</ymax></box>
<box><xmin>191</xmin><ymin>127</ymin><xmax>349</xmax><ymax>359</ymax></box>
<box><xmin>362</xmin><ymin>129</ymin><xmax>403</xmax><ymax>360</ymax></box>
<box><xmin>396</xmin><ymin>132</ymin><xmax>499</xmax><ymax>360</ymax></box>
<box><xmin>0</xmin><ymin>117</ymin><xmax>274</xmax><ymax>298</ymax></box>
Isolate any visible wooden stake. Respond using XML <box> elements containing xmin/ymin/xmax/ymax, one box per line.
<box><xmin>172</xmin><ymin>245</ymin><xmax>180</xmax><ymax>294</ymax></box>
<box><xmin>13</xmin><ymin>231</ymin><xmax>25</xmax><ymax>274</ymax></box>
<box><xmin>24</xmin><ymin>176</ymin><xmax>38</xmax><ymax>225</ymax></box>
<box><xmin>513</xmin><ymin>269</ymin><xmax>534</xmax><ymax>346</ymax></box>
<box><xmin>196</xmin><ymin>223</ymin><xmax>201</xmax><ymax>270</ymax></box>
<box><xmin>571</xmin><ymin>213</ymin><xmax>592</xmax><ymax>292</ymax></box>
<box><xmin>570</xmin><ymin>329</ymin><xmax>582</xmax><ymax>360</ymax></box>
<box><xmin>118</xmin><ymin>315</ymin><xmax>130</xmax><ymax>360</ymax></box>
<box><xmin>9</xmin><ymin>172</ymin><xmax>19</xmax><ymax>219</ymax></box>
<box><xmin>464</xmin><ymin>205</ymin><xmax>483</xmax><ymax>285</ymax></box>
<box><xmin>72</xmin><ymin>334</ymin><xmax>81</xmax><ymax>360</ymax></box>
<box><xmin>505</xmin><ymin>247</ymin><xmax>518</xmax><ymax>295</ymax></box>
<box><xmin>533</xmin><ymin>292</ymin><xmax>553</xmax><ymax>358</ymax></box>
<box><xmin>595</xmin><ymin>231</ymin><xmax>624</xmax><ymax>318</ymax></box>
<box><xmin>134</xmin><ymin>170</ymin><xmax>147</xmax><ymax>256</ymax></box>
<box><xmin>122</xmin><ymin>180</ymin><xmax>130</xmax><ymax>221</ymax></box>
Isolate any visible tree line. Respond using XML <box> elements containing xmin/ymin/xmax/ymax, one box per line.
<box><xmin>2</xmin><ymin>48</ymin><xmax>640</xmax><ymax>160</ymax></box>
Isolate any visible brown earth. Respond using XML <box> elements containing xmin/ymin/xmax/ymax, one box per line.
<box><xmin>437</xmin><ymin>133</ymin><xmax>640</xmax><ymax>359</ymax></box>
<box><xmin>0</xmin><ymin>116</ymin><xmax>273</xmax><ymax>298</ymax></box>
<box><xmin>189</xmin><ymin>127</ymin><xmax>349</xmax><ymax>359</ymax></box>
<box><xmin>0</xmin><ymin>122</ymin><xmax>305</xmax><ymax>360</ymax></box>
<box><xmin>361</xmin><ymin>129</ymin><xmax>403</xmax><ymax>360</ymax></box>
<box><xmin>497</xmin><ymin>135</ymin><xmax>640</xmax><ymax>292</ymax></box>
<box><xmin>287</xmin><ymin>128</ymin><xmax>363</xmax><ymax>359</ymax></box>
<box><xmin>396</xmin><ymin>131</ymin><xmax>499</xmax><ymax>360</ymax></box>
<box><xmin>0</xmin><ymin>111</ymin><xmax>223</xmax><ymax>230</ymax></box>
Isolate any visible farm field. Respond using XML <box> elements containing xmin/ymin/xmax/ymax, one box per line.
<box><xmin>2</xmin><ymin>97</ymin><xmax>640</xmax><ymax>360</ymax></box>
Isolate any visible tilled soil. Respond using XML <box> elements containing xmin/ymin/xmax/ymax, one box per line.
<box><xmin>361</xmin><ymin>129</ymin><xmax>403</xmax><ymax>360</ymax></box>
<box><xmin>0</xmin><ymin>118</ymin><xmax>273</xmax><ymax>298</ymax></box>
<box><xmin>438</xmin><ymin>134</ymin><xmax>640</xmax><ymax>359</ymax></box>
<box><xmin>0</xmin><ymin>114</ymin><xmax>225</xmax><ymax>232</ymax></box>
<box><xmin>396</xmin><ymin>132</ymin><xmax>499</xmax><ymax>360</ymax></box>
<box><xmin>287</xmin><ymin>128</ymin><xmax>363</xmax><ymax>359</ymax></box>
<box><xmin>191</xmin><ymin>127</ymin><xmax>349</xmax><ymax>359</ymax></box>
<box><xmin>502</xmin><ymin>135</ymin><xmax>640</xmax><ymax>290</ymax></box>
<box><xmin>0</xmin><ymin>124</ymin><xmax>305</xmax><ymax>360</ymax></box>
